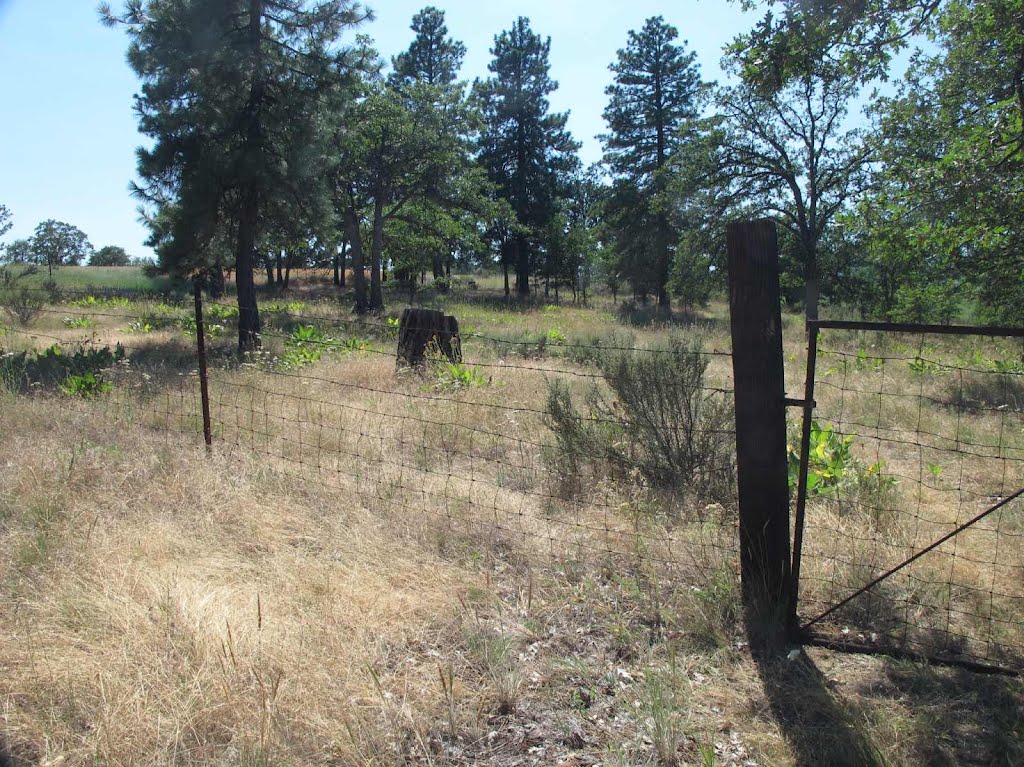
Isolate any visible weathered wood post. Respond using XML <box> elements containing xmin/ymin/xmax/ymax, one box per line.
<box><xmin>727</xmin><ymin>219</ymin><xmax>793</xmax><ymax>639</ymax></box>
<box><xmin>192</xmin><ymin>279</ymin><xmax>213</xmax><ymax>452</ymax></box>
<box><xmin>396</xmin><ymin>307</ymin><xmax>462</xmax><ymax>367</ymax></box>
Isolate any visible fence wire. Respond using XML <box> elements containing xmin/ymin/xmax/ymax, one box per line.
<box><xmin>8</xmin><ymin>286</ymin><xmax>1024</xmax><ymax>672</ymax></box>
<box><xmin>0</xmin><ymin>288</ymin><xmax>739</xmax><ymax>606</ymax></box>
<box><xmin>795</xmin><ymin>325</ymin><xmax>1024</xmax><ymax>672</ymax></box>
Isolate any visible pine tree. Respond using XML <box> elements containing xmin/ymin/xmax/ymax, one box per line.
<box><xmin>475</xmin><ymin>17</ymin><xmax>580</xmax><ymax>296</ymax></box>
<box><xmin>602</xmin><ymin>16</ymin><xmax>703</xmax><ymax>310</ymax></box>
<box><xmin>102</xmin><ymin>0</ymin><xmax>371</xmax><ymax>351</ymax></box>
<box><xmin>390</xmin><ymin>6</ymin><xmax>465</xmax><ymax>87</ymax></box>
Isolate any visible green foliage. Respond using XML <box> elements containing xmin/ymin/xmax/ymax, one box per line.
<box><xmin>89</xmin><ymin>245</ymin><xmax>132</xmax><ymax>267</ymax></box>
<box><xmin>787</xmin><ymin>420</ymin><xmax>898</xmax><ymax>521</ymax></box>
<box><xmin>424</xmin><ymin>338</ymin><xmax>486</xmax><ymax>390</ymax></box>
<box><xmin>206</xmin><ymin>303</ymin><xmax>239</xmax><ymax>321</ymax></box>
<box><xmin>0</xmin><ymin>343</ymin><xmax>125</xmax><ymax>394</ymax></box>
<box><xmin>390</xmin><ymin>6</ymin><xmax>465</xmax><ymax>87</ymax></box>
<box><xmin>68</xmin><ymin>295</ymin><xmax>132</xmax><ymax>308</ymax></box>
<box><xmin>545</xmin><ymin>335</ymin><xmax>734</xmax><ymax>503</ymax></box>
<box><xmin>31</xmin><ymin>219</ymin><xmax>93</xmax><ymax>276</ymax></box>
<box><xmin>59</xmin><ymin>371</ymin><xmax>112</xmax><ymax>398</ymax></box>
<box><xmin>62</xmin><ymin>316</ymin><xmax>96</xmax><ymax>329</ymax></box>
<box><xmin>276</xmin><ymin>324</ymin><xmax>361</xmax><ymax>369</ymax></box>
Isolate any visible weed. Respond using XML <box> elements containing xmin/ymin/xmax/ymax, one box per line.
<box><xmin>278</xmin><ymin>324</ymin><xmax>342</xmax><ymax>368</ymax></box>
<box><xmin>642</xmin><ymin>660</ymin><xmax>690</xmax><ymax>766</ymax></box>
<box><xmin>62</xmin><ymin>316</ymin><xmax>95</xmax><ymax>329</ymax></box>
<box><xmin>67</xmin><ymin>295</ymin><xmax>132</xmax><ymax>309</ymax></box>
<box><xmin>59</xmin><ymin>371</ymin><xmax>112</xmax><ymax>398</ymax></box>
<box><xmin>126</xmin><ymin>319</ymin><xmax>154</xmax><ymax>333</ymax></box>
<box><xmin>0</xmin><ymin>343</ymin><xmax>125</xmax><ymax>394</ymax></box>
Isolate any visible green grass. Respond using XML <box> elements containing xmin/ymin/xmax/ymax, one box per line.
<box><xmin>12</xmin><ymin>265</ymin><xmax>177</xmax><ymax>294</ymax></box>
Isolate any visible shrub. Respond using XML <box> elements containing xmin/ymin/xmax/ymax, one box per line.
<box><xmin>0</xmin><ymin>343</ymin><xmax>125</xmax><ymax>394</ymax></box>
<box><xmin>1</xmin><ymin>288</ymin><xmax>45</xmax><ymax>326</ymax></box>
<box><xmin>0</xmin><ymin>268</ymin><xmax>45</xmax><ymax>326</ymax></box>
<box><xmin>60</xmin><ymin>371</ymin><xmax>112</xmax><ymax>398</ymax></box>
<box><xmin>544</xmin><ymin>335</ymin><xmax>734</xmax><ymax>503</ymax></box>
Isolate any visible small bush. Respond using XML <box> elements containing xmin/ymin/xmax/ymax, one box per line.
<box><xmin>0</xmin><ymin>343</ymin><xmax>125</xmax><ymax>394</ymax></box>
<box><xmin>1</xmin><ymin>288</ymin><xmax>45</xmax><ymax>326</ymax></box>
<box><xmin>0</xmin><ymin>269</ymin><xmax>46</xmax><ymax>326</ymax></box>
<box><xmin>60</xmin><ymin>371</ymin><xmax>112</xmax><ymax>398</ymax></box>
<box><xmin>545</xmin><ymin>335</ymin><xmax>734</xmax><ymax>503</ymax></box>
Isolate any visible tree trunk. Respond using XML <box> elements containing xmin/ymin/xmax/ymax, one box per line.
<box><xmin>333</xmin><ymin>250</ymin><xmax>340</xmax><ymax>286</ymax></box>
<box><xmin>515</xmin><ymin>235</ymin><xmax>530</xmax><ymax>296</ymax></box>
<box><xmin>235</xmin><ymin>0</ymin><xmax>264</xmax><ymax>352</ymax></box>
<box><xmin>503</xmin><ymin>262</ymin><xmax>510</xmax><ymax>297</ymax></box>
<box><xmin>275</xmin><ymin>251</ymin><xmax>283</xmax><ymax>286</ymax></box>
<box><xmin>397</xmin><ymin>307</ymin><xmax>461</xmax><ymax>367</ymax></box>
<box><xmin>346</xmin><ymin>205</ymin><xmax>367</xmax><ymax>312</ymax></box>
<box><xmin>236</xmin><ymin>189</ymin><xmax>262</xmax><ymax>352</ymax></box>
<box><xmin>339</xmin><ymin>236</ymin><xmax>347</xmax><ymax>287</ymax></box>
<box><xmin>209</xmin><ymin>252</ymin><xmax>226</xmax><ymax>299</ymax></box>
<box><xmin>264</xmin><ymin>255</ymin><xmax>274</xmax><ymax>285</ymax></box>
<box><xmin>369</xmin><ymin>198</ymin><xmax>384</xmax><ymax>311</ymax></box>
<box><xmin>432</xmin><ymin>253</ymin><xmax>444</xmax><ymax>281</ymax></box>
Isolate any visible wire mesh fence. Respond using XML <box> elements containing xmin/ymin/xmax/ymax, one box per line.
<box><xmin>0</xmin><ymin>285</ymin><xmax>740</xmax><ymax>602</ymax></box>
<box><xmin>5</xmin><ymin>283</ymin><xmax>1024</xmax><ymax>672</ymax></box>
<box><xmin>794</xmin><ymin>322</ymin><xmax>1024</xmax><ymax>672</ymax></box>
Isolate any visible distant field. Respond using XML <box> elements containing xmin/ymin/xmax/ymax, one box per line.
<box><xmin>11</xmin><ymin>265</ymin><xmax>176</xmax><ymax>293</ymax></box>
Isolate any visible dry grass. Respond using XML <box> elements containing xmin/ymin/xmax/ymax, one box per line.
<box><xmin>2</xmin><ymin>286</ymin><xmax>1023</xmax><ymax>766</ymax></box>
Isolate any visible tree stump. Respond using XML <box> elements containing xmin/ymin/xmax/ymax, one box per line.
<box><xmin>396</xmin><ymin>308</ymin><xmax>462</xmax><ymax>367</ymax></box>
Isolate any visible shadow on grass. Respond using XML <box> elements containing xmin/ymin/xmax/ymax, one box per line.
<box><xmin>750</xmin><ymin>643</ymin><xmax>888</xmax><ymax>767</ymax></box>
<box><xmin>855</xmin><ymin>660</ymin><xmax>1024</xmax><ymax>766</ymax></box>
<box><xmin>749</xmin><ymin>615</ymin><xmax>1024</xmax><ymax>766</ymax></box>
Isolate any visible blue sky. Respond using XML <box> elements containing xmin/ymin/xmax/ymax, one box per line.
<box><xmin>0</xmin><ymin>0</ymin><xmax>756</xmax><ymax>259</ymax></box>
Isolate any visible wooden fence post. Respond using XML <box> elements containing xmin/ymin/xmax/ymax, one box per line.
<box><xmin>727</xmin><ymin>219</ymin><xmax>793</xmax><ymax>636</ymax></box>
<box><xmin>193</xmin><ymin>280</ymin><xmax>213</xmax><ymax>452</ymax></box>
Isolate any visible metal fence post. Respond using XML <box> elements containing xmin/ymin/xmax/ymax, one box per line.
<box><xmin>727</xmin><ymin>219</ymin><xmax>793</xmax><ymax>634</ymax></box>
<box><xmin>193</xmin><ymin>280</ymin><xmax>213</xmax><ymax>451</ymax></box>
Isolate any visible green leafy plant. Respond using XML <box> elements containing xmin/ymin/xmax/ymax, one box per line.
<box><xmin>263</xmin><ymin>300</ymin><xmax>307</xmax><ymax>315</ymax></box>
<box><xmin>787</xmin><ymin>420</ymin><xmax>854</xmax><ymax>497</ymax></box>
<box><xmin>0</xmin><ymin>341</ymin><xmax>124</xmax><ymax>396</ymax></box>
<box><xmin>62</xmin><ymin>316</ymin><xmax>95</xmax><ymax>329</ymax></box>
<box><xmin>206</xmin><ymin>303</ymin><xmax>239</xmax><ymax>321</ymax></box>
<box><xmin>546</xmin><ymin>327</ymin><xmax>567</xmax><ymax>345</ymax></box>
<box><xmin>788</xmin><ymin>420</ymin><xmax>899</xmax><ymax>525</ymax></box>
<box><xmin>855</xmin><ymin>347</ymin><xmax>884</xmax><ymax>372</ymax></box>
<box><xmin>68</xmin><ymin>295</ymin><xmax>132</xmax><ymax>308</ymax></box>
<box><xmin>435</xmin><ymin>361</ymin><xmax>487</xmax><ymax>390</ymax></box>
<box><xmin>278</xmin><ymin>324</ymin><xmax>340</xmax><ymax>368</ymax></box>
<box><xmin>59</xmin><ymin>371</ymin><xmax>112</xmax><ymax>398</ymax></box>
<box><xmin>424</xmin><ymin>338</ymin><xmax>486</xmax><ymax>389</ymax></box>
<box><xmin>909</xmin><ymin>356</ymin><xmax>943</xmax><ymax>375</ymax></box>
<box><xmin>126</xmin><ymin>319</ymin><xmax>154</xmax><ymax>333</ymax></box>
